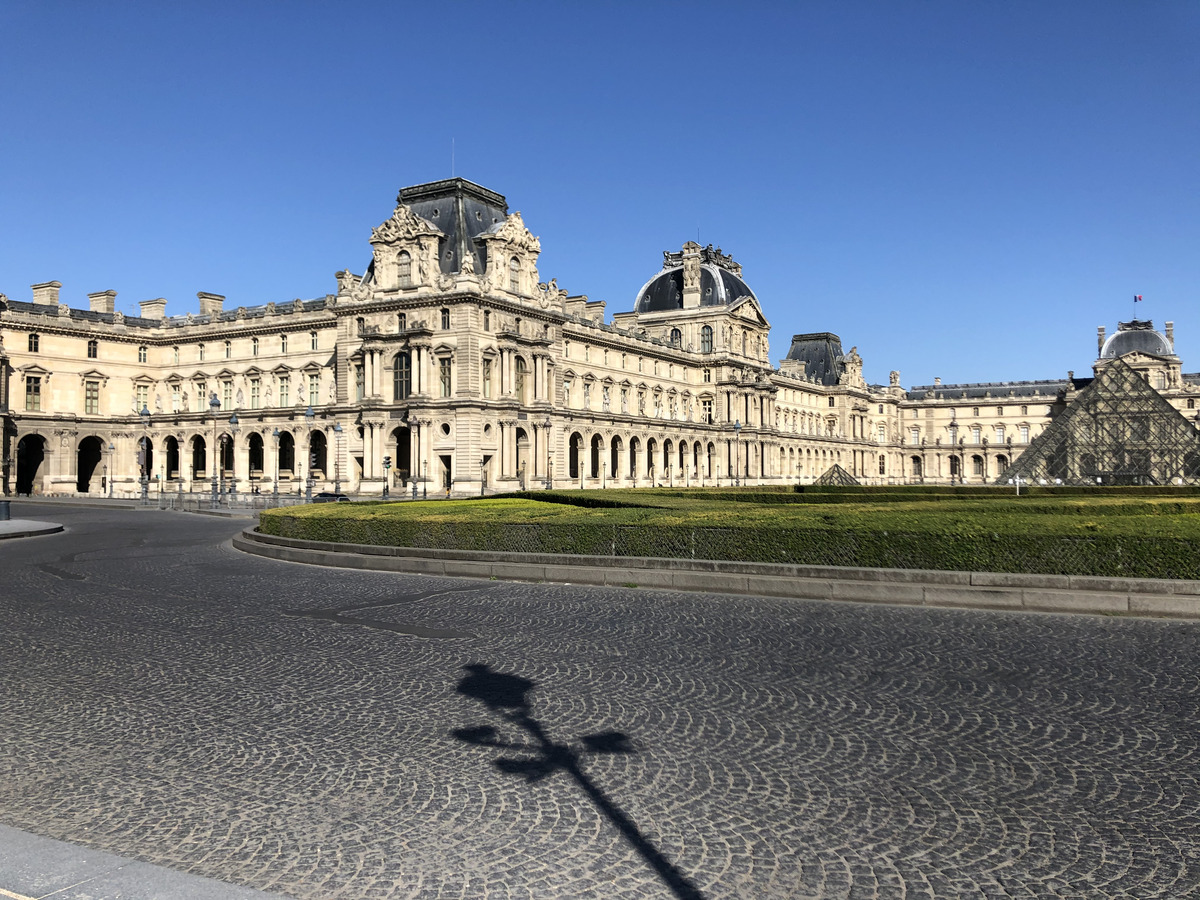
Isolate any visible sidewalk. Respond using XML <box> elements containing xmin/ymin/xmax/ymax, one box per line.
<box><xmin>0</xmin><ymin>518</ymin><xmax>62</xmax><ymax>540</ymax></box>
<box><xmin>0</xmin><ymin>824</ymin><xmax>287</xmax><ymax>899</ymax></box>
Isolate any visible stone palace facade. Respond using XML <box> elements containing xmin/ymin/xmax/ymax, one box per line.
<box><xmin>2</xmin><ymin>178</ymin><xmax>1197</xmax><ymax>498</ymax></box>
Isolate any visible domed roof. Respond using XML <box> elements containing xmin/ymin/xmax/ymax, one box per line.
<box><xmin>1100</xmin><ymin>320</ymin><xmax>1173</xmax><ymax>359</ymax></box>
<box><xmin>634</xmin><ymin>244</ymin><xmax>757</xmax><ymax>313</ymax></box>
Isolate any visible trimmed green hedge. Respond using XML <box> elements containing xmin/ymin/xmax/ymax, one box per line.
<box><xmin>258</xmin><ymin>492</ymin><xmax>1200</xmax><ymax>580</ymax></box>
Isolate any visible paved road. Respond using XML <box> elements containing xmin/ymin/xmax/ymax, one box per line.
<box><xmin>2</xmin><ymin>503</ymin><xmax>1199</xmax><ymax>899</ymax></box>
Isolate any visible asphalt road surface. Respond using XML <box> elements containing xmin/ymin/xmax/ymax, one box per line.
<box><xmin>2</xmin><ymin>503</ymin><xmax>1199</xmax><ymax>899</ymax></box>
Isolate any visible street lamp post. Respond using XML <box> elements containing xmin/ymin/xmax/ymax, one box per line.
<box><xmin>226</xmin><ymin>413</ymin><xmax>239</xmax><ymax>503</ymax></box>
<box><xmin>209</xmin><ymin>393</ymin><xmax>220</xmax><ymax>508</ymax></box>
<box><xmin>383</xmin><ymin>455</ymin><xmax>392</xmax><ymax>499</ymax></box>
<box><xmin>107</xmin><ymin>441</ymin><xmax>115</xmax><ymax>499</ymax></box>
<box><xmin>734</xmin><ymin>419</ymin><xmax>742</xmax><ymax>487</ymax></box>
<box><xmin>304</xmin><ymin>406</ymin><xmax>315</xmax><ymax>502</ymax></box>
<box><xmin>422</xmin><ymin>460</ymin><xmax>427</xmax><ymax>500</ymax></box>
<box><xmin>139</xmin><ymin>404</ymin><xmax>151</xmax><ymax>503</ymax></box>
<box><xmin>333</xmin><ymin>423</ymin><xmax>343</xmax><ymax>495</ymax></box>
<box><xmin>480</xmin><ymin>458</ymin><xmax>486</xmax><ymax>497</ymax></box>
<box><xmin>272</xmin><ymin>427</ymin><xmax>280</xmax><ymax>506</ymax></box>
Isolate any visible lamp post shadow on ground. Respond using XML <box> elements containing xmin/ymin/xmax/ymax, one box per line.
<box><xmin>452</xmin><ymin>663</ymin><xmax>705</xmax><ymax>900</ymax></box>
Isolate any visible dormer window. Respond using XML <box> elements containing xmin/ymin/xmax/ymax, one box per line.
<box><xmin>509</xmin><ymin>256</ymin><xmax>520</xmax><ymax>292</ymax></box>
<box><xmin>670</xmin><ymin>328</ymin><xmax>682</xmax><ymax>348</ymax></box>
<box><xmin>398</xmin><ymin>250</ymin><xmax>412</xmax><ymax>286</ymax></box>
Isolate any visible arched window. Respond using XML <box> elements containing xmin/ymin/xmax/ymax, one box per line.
<box><xmin>509</xmin><ymin>256</ymin><xmax>520</xmax><ymax>292</ymax></box>
<box><xmin>701</xmin><ymin>325</ymin><xmax>713</xmax><ymax>354</ymax></box>
<box><xmin>879</xmin><ymin>454</ymin><xmax>886</xmax><ymax>475</ymax></box>
<box><xmin>280</xmin><ymin>334</ymin><xmax>288</xmax><ymax>353</ymax></box>
<box><xmin>441</xmin><ymin>308</ymin><xmax>450</xmax><ymax>330</ymax></box>
<box><xmin>670</xmin><ymin>328</ymin><xmax>682</xmax><ymax>348</ymax></box>
<box><xmin>252</xmin><ymin>337</ymin><xmax>259</xmax><ymax>356</ymax></box>
<box><xmin>393</xmin><ymin>352</ymin><xmax>412</xmax><ymax>400</ymax></box>
<box><xmin>87</xmin><ymin>339</ymin><xmax>98</xmax><ymax>359</ymax></box>
<box><xmin>398</xmin><ymin>251</ymin><xmax>412</xmax><ymax>286</ymax></box>
<box><xmin>139</xmin><ymin>345</ymin><xmax>148</xmax><ymax>363</ymax></box>
<box><xmin>397</xmin><ymin>313</ymin><xmax>406</xmax><ymax>331</ymax></box>
<box><xmin>224</xmin><ymin>340</ymin><xmax>231</xmax><ymax>359</ymax></box>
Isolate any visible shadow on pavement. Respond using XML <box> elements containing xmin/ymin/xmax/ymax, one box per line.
<box><xmin>452</xmin><ymin>663</ymin><xmax>705</xmax><ymax>900</ymax></box>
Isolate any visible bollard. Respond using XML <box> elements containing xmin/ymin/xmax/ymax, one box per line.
<box><xmin>0</xmin><ymin>500</ymin><xmax>9</xmax><ymax>521</ymax></box>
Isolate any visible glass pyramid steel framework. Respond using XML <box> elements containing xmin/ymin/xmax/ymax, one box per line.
<box><xmin>999</xmin><ymin>357</ymin><xmax>1200</xmax><ymax>486</ymax></box>
<box><xmin>814</xmin><ymin>463</ymin><xmax>861</xmax><ymax>486</ymax></box>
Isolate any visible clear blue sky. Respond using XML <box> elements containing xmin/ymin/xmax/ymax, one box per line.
<box><xmin>2</xmin><ymin>1</ymin><xmax>1196</xmax><ymax>388</ymax></box>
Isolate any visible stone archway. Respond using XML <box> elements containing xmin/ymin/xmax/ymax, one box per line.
<box><xmin>76</xmin><ymin>436</ymin><xmax>104</xmax><ymax>493</ymax></box>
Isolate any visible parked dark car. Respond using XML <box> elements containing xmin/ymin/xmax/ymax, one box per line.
<box><xmin>313</xmin><ymin>492</ymin><xmax>351</xmax><ymax>503</ymax></box>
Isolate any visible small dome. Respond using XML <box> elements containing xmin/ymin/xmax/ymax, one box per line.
<box><xmin>1101</xmin><ymin>320</ymin><xmax>1173</xmax><ymax>359</ymax></box>
<box><xmin>634</xmin><ymin>245</ymin><xmax>757</xmax><ymax>313</ymax></box>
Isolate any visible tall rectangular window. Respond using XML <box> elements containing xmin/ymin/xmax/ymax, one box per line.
<box><xmin>198</xmin><ymin>344</ymin><xmax>205</xmax><ymax>361</ymax></box>
<box><xmin>308</xmin><ymin>373</ymin><xmax>319</xmax><ymax>406</ymax></box>
<box><xmin>224</xmin><ymin>341</ymin><xmax>231</xmax><ymax>359</ymax></box>
<box><xmin>971</xmin><ymin>426</ymin><xmax>981</xmax><ymax>444</ymax></box>
<box><xmin>173</xmin><ymin>346</ymin><xmax>180</xmax><ymax>364</ymax></box>
<box><xmin>222</xmin><ymin>381</ymin><xmax>233</xmax><ymax>410</ymax></box>
<box><xmin>85</xmin><ymin>380</ymin><xmax>100</xmax><ymax>415</ymax></box>
<box><xmin>310</xmin><ymin>332</ymin><xmax>318</xmax><ymax>351</ymax></box>
<box><xmin>136</xmin><ymin>384</ymin><xmax>149</xmax><ymax>412</ymax></box>
<box><xmin>28</xmin><ymin>334</ymin><xmax>39</xmax><ymax>353</ymax></box>
<box><xmin>171</xmin><ymin>384</ymin><xmax>181</xmax><ymax>412</ymax></box>
<box><xmin>995</xmin><ymin>425</ymin><xmax>1005</xmax><ymax>443</ymax></box>
<box><xmin>702</xmin><ymin>398</ymin><xmax>713</xmax><ymax>424</ymax></box>
<box><xmin>354</xmin><ymin>365</ymin><xmax>364</xmax><ymax>401</ymax></box>
<box><xmin>250</xmin><ymin>378</ymin><xmax>261</xmax><ymax>409</ymax></box>
<box><xmin>1020</xmin><ymin>425</ymin><xmax>1030</xmax><ymax>443</ymax></box>
<box><xmin>439</xmin><ymin>358</ymin><xmax>452</xmax><ymax>397</ymax></box>
<box><xmin>280</xmin><ymin>334</ymin><xmax>288</xmax><ymax>354</ymax></box>
<box><xmin>393</xmin><ymin>354</ymin><xmax>412</xmax><ymax>401</ymax></box>
<box><xmin>26</xmin><ymin>376</ymin><xmax>41</xmax><ymax>411</ymax></box>
<box><xmin>482</xmin><ymin>359</ymin><xmax>492</xmax><ymax>399</ymax></box>
<box><xmin>279</xmin><ymin>375</ymin><xmax>290</xmax><ymax>407</ymax></box>
<box><xmin>441</xmin><ymin>308</ymin><xmax>451</xmax><ymax>330</ymax></box>
<box><xmin>87</xmin><ymin>339</ymin><xmax>98</xmax><ymax>359</ymax></box>
<box><xmin>910</xmin><ymin>426</ymin><xmax>920</xmax><ymax>443</ymax></box>
<box><xmin>138</xmin><ymin>346</ymin><xmax>148</xmax><ymax>363</ymax></box>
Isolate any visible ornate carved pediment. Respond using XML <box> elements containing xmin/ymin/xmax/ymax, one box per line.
<box><xmin>369</xmin><ymin>205</ymin><xmax>443</xmax><ymax>246</ymax></box>
<box><xmin>483</xmin><ymin>211</ymin><xmax>541</xmax><ymax>255</ymax></box>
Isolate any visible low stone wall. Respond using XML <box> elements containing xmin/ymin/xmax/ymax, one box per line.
<box><xmin>234</xmin><ymin>528</ymin><xmax>1200</xmax><ymax>620</ymax></box>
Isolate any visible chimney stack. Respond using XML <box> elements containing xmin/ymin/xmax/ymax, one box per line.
<box><xmin>934</xmin><ymin>377</ymin><xmax>942</xmax><ymax>386</ymax></box>
<box><xmin>1097</xmin><ymin>326</ymin><xmax>1106</xmax><ymax>356</ymax></box>
<box><xmin>31</xmin><ymin>281</ymin><xmax>61</xmax><ymax>306</ymax></box>
<box><xmin>139</xmin><ymin>298</ymin><xmax>167</xmax><ymax>320</ymax></box>
<box><xmin>88</xmin><ymin>290</ymin><xmax>117</xmax><ymax>314</ymax></box>
<box><xmin>197</xmin><ymin>292</ymin><xmax>225</xmax><ymax>318</ymax></box>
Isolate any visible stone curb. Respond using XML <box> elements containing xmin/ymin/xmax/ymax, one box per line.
<box><xmin>0</xmin><ymin>519</ymin><xmax>64</xmax><ymax>540</ymax></box>
<box><xmin>234</xmin><ymin>528</ymin><xmax>1200</xmax><ymax>620</ymax></box>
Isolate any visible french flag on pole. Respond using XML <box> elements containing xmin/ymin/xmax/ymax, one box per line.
<box><xmin>1134</xmin><ymin>294</ymin><xmax>1143</xmax><ymax>302</ymax></box>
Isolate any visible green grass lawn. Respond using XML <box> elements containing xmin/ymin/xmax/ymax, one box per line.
<box><xmin>258</xmin><ymin>488</ymin><xmax>1200</xmax><ymax>579</ymax></box>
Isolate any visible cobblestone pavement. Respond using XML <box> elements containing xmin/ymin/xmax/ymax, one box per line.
<box><xmin>2</xmin><ymin>504</ymin><xmax>1200</xmax><ymax>899</ymax></box>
